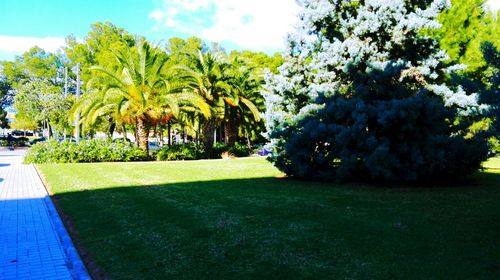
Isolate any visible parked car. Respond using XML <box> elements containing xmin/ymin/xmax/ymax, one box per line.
<box><xmin>29</xmin><ymin>137</ymin><xmax>46</xmax><ymax>145</ymax></box>
<box><xmin>10</xmin><ymin>130</ymin><xmax>34</xmax><ymax>137</ymax></box>
<box><xmin>57</xmin><ymin>137</ymin><xmax>77</xmax><ymax>143</ymax></box>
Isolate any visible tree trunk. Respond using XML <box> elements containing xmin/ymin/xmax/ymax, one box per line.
<box><xmin>153</xmin><ymin>124</ymin><xmax>158</xmax><ymax>141</ymax></box>
<box><xmin>108</xmin><ymin>122</ymin><xmax>116</xmax><ymax>139</ymax></box>
<box><xmin>245</xmin><ymin>131</ymin><xmax>251</xmax><ymax>150</ymax></box>
<box><xmin>167</xmin><ymin>121</ymin><xmax>171</xmax><ymax>146</ymax></box>
<box><xmin>225</xmin><ymin>118</ymin><xmax>238</xmax><ymax>146</ymax></box>
<box><xmin>159</xmin><ymin>124</ymin><xmax>164</xmax><ymax>147</ymax></box>
<box><xmin>121</xmin><ymin>124</ymin><xmax>128</xmax><ymax>141</ymax></box>
<box><xmin>202</xmin><ymin>119</ymin><xmax>216</xmax><ymax>158</ymax></box>
<box><xmin>47</xmin><ymin>121</ymin><xmax>53</xmax><ymax>139</ymax></box>
<box><xmin>136</xmin><ymin>117</ymin><xmax>149</xmax><ymax>152</ymax></box>
<box><xmin>134</xmin><ymin>121</ymin><xmax>139</xmax><ymax>146</ymax></box>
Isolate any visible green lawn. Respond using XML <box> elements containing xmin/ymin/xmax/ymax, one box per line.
<box><xmin>37</xmin><ymin>157</ymin><xmax>500</xmax><ymax>279</ymax></box>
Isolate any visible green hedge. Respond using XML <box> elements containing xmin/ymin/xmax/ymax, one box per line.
<box><xmin>156</xmin><ymin>143</ymin><xmax>204</xmax><ymax>161</ymax></box>
<box><xmin>213</xmin><ymin>142</ymin><xmax>252</xmax><ymax>158</ymax></box>
<box><xmin>0</xmin><ymin>136</ymin><xmax>29</xmax><ymax>147</ymax></box>
<box><xmin>156</xmin><ymin>142</ymin><xmax>253</xmax><ymax>161</ymax></box>
<box><xmin>24</xmin><ymin>139</ymin><xmax>150</xmax><ymax>164</ymax></box>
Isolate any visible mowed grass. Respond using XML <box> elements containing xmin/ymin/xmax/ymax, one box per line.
<box><xmin>37</xmin><ymin>157</ymin><xmax>500</xmax><ymax>279</ymax></box>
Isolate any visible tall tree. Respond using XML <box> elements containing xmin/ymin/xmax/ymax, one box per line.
<box><xmin>430</xmin><ymin>0</ymin><xmax>500</xmax><ymax>78</ymax></box>
<box><xmin>265</xmin><ymin>0</ymin><xmax>492</xmax><ymax>182</ymax></box>
<box><xmin>182</xmin><ymin>50</ymin><xmax>261</xmax><ymax>154</ymax></box>
<box><xmin>182</xmin><ymin>50</ymin><xmax>232</xmax><ymax>155</ymax></box>
<box><xmin>224</xmin><ymin>58</ymin><xmax>263</xmax><ymax>145</ymax></box>
<box><xmin>2</xmin><ymin>47</ymin><xmax>67</xmax><ymax>134</ymax></box>
<box><xmin>14</xmin><ymin>80</ymin><xmax>72</xmax><ymax>137</ymax></box>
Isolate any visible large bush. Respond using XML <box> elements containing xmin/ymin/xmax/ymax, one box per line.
<box><xmin>24</xmin><ymin>139</ymin><xmax>150</xmax><ymax>163</ymax></box>
<box><xmin>264</xmin><ymin>0</ymin><xmax>494</xmax><ymax>182</ymax></box>
<box><xmin>156</xmin><ymin>143</ymin><xmax>204</xmax><ymax>161</ymax></box>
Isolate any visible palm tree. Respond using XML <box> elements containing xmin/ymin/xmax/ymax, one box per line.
<box><xmin>224</xmin><ymin>62</ymin><xmax>261</xmax><ymax>146</ymax></box>
<box><xmin>72</xmin><ymin>39</ymin><xmax>210</xmax><ymax>151</ymax></box>
<box><xmin>181</xmin><ymin>50</ymin><xmax>261</xmax><ymax>155</ymax></box>
<box><xmin>180</xmin><ymin>50</ymin><xmax>231</xmax><ymax>155</ymax></box>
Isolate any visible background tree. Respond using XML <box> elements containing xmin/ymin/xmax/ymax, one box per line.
<box><xmin>431</xmin><ymin>1</ymin><xmax>500</xmax><ymax>154</ymax></box>
<box><xmin>1</xmin><ymin>47</ymin><xmax>68</xmax><ymax>135</ymax></box>
<box><xmin>10</xmin><ymin>114</ymin><xmax>39</xmax><ymax>134</ymax></box>
<box><xmin>430</xmin><ymin>0</ymin><xmax>500</xmax><ymax>78</ymax></box>
<box><xmin>14</xmin><ymin>80</ymin><xmax>71</xmax><ymax>137</ymax></box>
<box><xmin>0</xmin><ymin>76</ymin><xmax>12</xmax><ymax>128</ymax></box>
<box><xmin>64</xmin><ymin>22</ymin><xmax>136</xmax><ymax>82</ymax></box>
<box><xmin>265</xmin><ymin>0</ymin><xmax>493</xmax><ymax>182</ymax></box>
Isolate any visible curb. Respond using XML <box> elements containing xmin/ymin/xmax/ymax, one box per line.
<box><xmin>34</xmin><ymin>165</ymin><xmax>92</xmax><ymax>280</ymax></box>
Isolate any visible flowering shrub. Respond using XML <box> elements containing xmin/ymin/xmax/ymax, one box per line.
<box><xmin>24</xmin><ymin>139</ymin><xmax>150</xmax><ymax>164</ymax></box>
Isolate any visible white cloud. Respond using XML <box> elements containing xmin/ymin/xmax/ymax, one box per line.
<box><xmin>0</xmin><ymin>35</ymin><xmax>66</xmax><ymax>54</ymax></box>
<box><xmin>149</xmin><ymin>0</ymin><xmax>300</xmax><ymax>52</ymax></box>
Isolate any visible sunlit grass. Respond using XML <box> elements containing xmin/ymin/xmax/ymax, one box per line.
<box><xmin>37</xmin><ymin>157</ymin><xmax>500</xmax><ymax>279</ymax></box>
<box><xmin>483</xmin><ymin>157</ymin><xmax>500</xmax><ymax>169</ymax></box>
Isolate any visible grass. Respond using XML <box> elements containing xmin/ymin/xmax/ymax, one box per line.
<box><xmin>37</xmin><ymin>157</ymin><xmax>500</xmax><ymax>279</ymax></box>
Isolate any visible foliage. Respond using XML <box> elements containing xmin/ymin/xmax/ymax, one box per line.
<box><xmin>0</xmin><ymin>136</ymin><xmax>29</xmax><ymax>147</ymax></box>
<box><xmin>265</xmin><ymin>0</ymin><xmax>492</xmax><ymax>182</ymax></box>
<box><xmin>73</xmin><ymin>38</ymin><xmax>211</xmax><ymax>151</ymax></box>
<box><xmin>2</xmin><ymin>46</ymin><xmax>70</xmax><ymax>134</ymax></box>
<box><xmin>64</xmin><ymin>22</ymin><xmax>136</xmax><ymax>83</ymax></box>
<box><xmin>430</xmin><ymin>0</ymin><xmax>500</xmax><ymax>78</ymax></box>
<box><xmin>0</xmin><ymin>109</ymin><xmax>9</xmax><ymax>129</ymax></box>
<box><xmin>478</xmin><ymin>42</ymin><xmax>500</xmax><ymax>153</ymax></box>
<box><xmin>229</xmin><ymin>50</ymin><xmax>284</xmax><ymax>75</ymax></box>
<box><xmin>213</xmin><ymin>142</ymin><xmax>252</xmax><ymax>158</ymax></box>
<box><xmin>14</xmin><ymin>80</ymin><xmax>73</xmax><ymax>136</ymax></box>
<box><xmin>9</xmin><ymin>114</ymin><xmax>38</xmax><ymax>131</ymax></box>
<box><xmin>156</xmin><ymin>143</ymin><xmax>204</xmax><ymax>161</ymax></box>
<box><xmin>182</xmin><ymin>49</ymin><xmax>262</xmax><ymax>154</ymax></box>
<box><xmin>156</xmin><ymin>142</ymin><xmax>252</xmax><ymax>160</ymax></box>
<box><xmin>24</xmin><ymin>139</ymin><xmax>150</xmax><ymax>164</ymax></box>
<box><xmin>0</xmin><ymin>46</ymin><xmax>62</xmax><ymax>86</ymax></box>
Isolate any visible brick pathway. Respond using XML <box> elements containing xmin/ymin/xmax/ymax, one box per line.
<box><xmin>0</xmin><ymin>150</ymin><xmax>87</xmax><ymax>279</ymax></box>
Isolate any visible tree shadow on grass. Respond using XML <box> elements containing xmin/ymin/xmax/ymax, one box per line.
<box><xmin>48</xmin><ymin>171</ymin><xmax>500</xmax><ymax>280</ymax></box>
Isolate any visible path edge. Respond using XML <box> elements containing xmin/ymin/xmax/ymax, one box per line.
<box><xmin>33</xmin><ymin>164</ymin><xmax>92</xmax><ymax>280</ymax></box>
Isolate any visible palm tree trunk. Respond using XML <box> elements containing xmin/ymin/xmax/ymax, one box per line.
<box><xmin>137</xmin><ymin>118</ymin><xmax>149</xmax><ymax>152</ymax></box>
<box><xmin>121</xmin><ymin>124</ymin><xmax>128</xmax><ymax>141</ymax></box>
<box><xmin>225</xmin><ymin>118</ymin><xmax>238</xmax><ymax>146</ymax></box>
<box><xmin>159</xmin><ymin>124</ymin><xmax>164</xmax><ymax>147</ymax></box>
<box><xmin>167</xmin><ymin>121</ymin><xmax>171</xmax><ymax>146</ymax></box>
<box><xmin>202</xmin><ymin>119</ymin><xmax>216</xmax><ymax>158</ymax></box>
<box><xmin>108</xmin><ymin>122</ymin><xmax>116</xmax><ymax>139</ymax></box>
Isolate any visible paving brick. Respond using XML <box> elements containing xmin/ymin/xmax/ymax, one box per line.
<box><xmin>0</xmin><ymin>150</ymin><xmax>75</xmax><ymax>279</ymax></box>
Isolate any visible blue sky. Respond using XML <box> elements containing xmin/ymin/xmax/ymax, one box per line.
<box><xmin>1</xmin><ymin>0</ymin><xmax>499</xmax><ymax>61</ymax></box>
<box><xmin>0</xmin><ymin>0</ymin><xmax>300</xmax><ymax>61</ymax></box>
